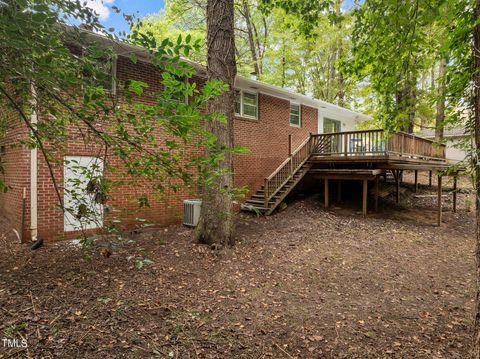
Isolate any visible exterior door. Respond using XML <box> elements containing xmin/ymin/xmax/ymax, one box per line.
<box><xmin>323</xmin><ymin>118</ymin><xmax>342</xmax><ymax>152</ymax></box>
<box><xmin>64</xmin><ymin>156</ymin><xmax>104</xmax><ymax>232</ymax></box>
<box><xmin>323</xmin><ymin>118</ymin><xmax>341</xmax><ymax>133</ymax></box>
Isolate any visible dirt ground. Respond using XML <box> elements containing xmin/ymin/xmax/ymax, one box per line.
<box><xmin>0</xmin><ymin>172</ymin><xmax>476</xmax><ymax>358</ymax></box>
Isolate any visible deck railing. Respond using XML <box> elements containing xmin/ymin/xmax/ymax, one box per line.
<box><xmin>386</xmin><ymin>132</ymin><xmax>446</xmax><ymax>159</ymax></box>
<box><xmin>263</xmin><ymin>136</ymin><xmax>312</xmax><ymax>207</ymax></box>
<box><xmin>262</xmin><ymin>129</ymin><xmax>446</xmax><ymax>208</ymax></box>
<box><xmin>311</xmin><ymin>130</ymin><xmax>446</xmax><ymax>160</ymax></box>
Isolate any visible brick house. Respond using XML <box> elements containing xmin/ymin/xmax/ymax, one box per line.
<box><xmin>0</xmin><ymin>33</ymin><xmax>370</xmax><ymax>242</ymax></box>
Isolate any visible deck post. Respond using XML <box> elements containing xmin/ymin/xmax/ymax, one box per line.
<box><xmin>264</xmin><ymin>178</ymin><xmax>268</xmax><ymax>209</ymax></box>
<box><xmin>437</xmin><ymin>175</ymin><xmax>442</xmax><ymax>226</ymax></box>
<box><xmin>453</xmin><ymin>175</ymin><xmax>457</xmax><ymax>213</ymax></box>
<box><xmin>324</xmin><ymin>178</ymin><xmax>329</xmax><ymax>208</ymax></box>
<box><xmin>288</xmin><ymin>134</ymin><xmax>293</xmax><ymax>175</ymax></box>
<box><xmin>288</xmin><ymin>134</ymin><xmax>292</xmax><ymax>157</ymax></box>
<box><xmin>337</xmin><ymin>180</ymin><xmax>342</xmax><ymax>203</ymax></box>
<box><xmin>374</xmin><ymin>176</ymin><xmax>379</xmax><ymax>212</ymax></box>
<box><xmin>429</xmin><ymin>171</ymin><xmax>432</xmax><ymax>187</ymax></box>
<box><xmin>414</xmin><ymin>170</ymin><xmax>418</xmax><ymax>193</ymax></box>
<box><xmin>393</xmin><ymin>170</ymin><xmax>400</xmax><ymax>204</ymax></box>
<box><xmin>344</xmin><ymin>133</ymin><xmax>348</xmax><ymax>156</ymax></box>
<box><xmin>362</xmin><ymin>179</ymin><xmax>368</xmax><ymax>217</ymax></box>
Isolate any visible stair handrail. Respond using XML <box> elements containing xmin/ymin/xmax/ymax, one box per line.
<box><xmin>264</xmin><ymin>135</ymin><xmax>313</xmax><ymax>208</ymax></box>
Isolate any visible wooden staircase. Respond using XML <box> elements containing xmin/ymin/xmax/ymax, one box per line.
<box><xmin>241</xmin><ymin>135</ymin><xmax>313</xmax><ymax>216</ymax></box>
<box><xmin>241</xmin><ymin>129</ymin><xmax>447</xmax><ymax>216</ymax></box>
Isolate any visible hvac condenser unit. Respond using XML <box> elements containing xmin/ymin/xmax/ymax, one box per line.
<box><xmin>183</xmin><ymin>199</ymin><xmax>202</xmax><ymax>227</ymax></box>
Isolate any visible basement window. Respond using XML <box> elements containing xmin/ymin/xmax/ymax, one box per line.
<box><xmin>235</xmin><ymin>90</ymin><xmax>258</xmax><ymax>119</ymax></box>
<box><xmin>290</xmin><ymin>103</ymin><xmax>301</xmax><ymax>127</ymax></box>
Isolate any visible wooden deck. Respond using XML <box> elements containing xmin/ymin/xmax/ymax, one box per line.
<box><xmin>242</xmin><ymin>129</ymin><xmax>451</xmax><ymax>222</ymax></box>
<box><xmin>309</xmin><ymin>129</ymin><xmax>446</xmax><ymax>166</ymax></box>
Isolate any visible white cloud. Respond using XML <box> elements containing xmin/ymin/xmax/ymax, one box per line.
<box><xmin>82</xmin><ymin>0</ymin><xmax>115</xmax><ymax>21</ymax></box>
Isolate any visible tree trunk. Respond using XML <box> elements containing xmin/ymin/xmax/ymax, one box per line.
<box><xmin>435</xmin><ymin>57</ymin><xmax>447</xmax><ymax>140</ymax></box>
<box><xmin>242</xmin><ymin>0</ymin><xmax>261</xmax><ymax>78</ymax></box>
<box><xmin>196</xmin><ymin>0</ymin><xmax>237</xmax><ymax>247</ymax></box>
<box><xmin>335</xmin><ymin>0</ymin><xmax>345</xmax><ymax>107</ymax></box>
<box><xmin>460</xmin><ymin>1</ymin><xmax>480</xmax><ymax>356</ymax></box>
<box><xmin>281</xmin><ymin>40</ymin><xmax>286</xmax><ymax>87</ymax></box>
<box><xmin>407</xmin><ymin>87</ymin><xmax>416</xmax><ymax>134</ymax></box>
<box><xmin>473</xmin><ymin>0</ymin><xmax>480</xmax><ymax>355</ymax></box>
<box><xmin>396</xmin><ymin>82</ymin><xmax>416</xmax><ymax>133</ymax></box>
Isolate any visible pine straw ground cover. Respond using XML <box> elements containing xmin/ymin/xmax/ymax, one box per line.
<box><xmin>0</xmin><ymin>177</ymin><xmax>476</xmax><ymax>358</ymax></box>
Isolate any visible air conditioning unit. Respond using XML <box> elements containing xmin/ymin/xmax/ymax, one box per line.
<box><xmin>183</xmin><ymin>199</ymin><xmax>202</xmax><ymax>227</ymax></box>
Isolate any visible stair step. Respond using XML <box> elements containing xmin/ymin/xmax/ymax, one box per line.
<box><xmin>256</xmin><ymin>188</ymin><xmax>287</xmax><ymax>195</ymax></box>
<box><xmin>245</xmin><ymin>199</ymin><xmax>275</xmax><ymax>206</ymax></box>
<box><xmin>246</xmin><ymin>165</ymin><xmax>311</xmax><ymax>214</ymax></box>
<box><xmin>251</xmin><ymin>194</ymin><xmax>265</xmax><ymax>199</ymax></box>
<box><xmin>241</xmin><ymin>204</ymin><xmax>268</xmax><ymax>212</ymax></box>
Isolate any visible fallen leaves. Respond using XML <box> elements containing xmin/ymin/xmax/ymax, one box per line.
<box><xmin>0</xmin><ymin>190</ymin><xmax>475</xmax><ymax>358</ymax></box>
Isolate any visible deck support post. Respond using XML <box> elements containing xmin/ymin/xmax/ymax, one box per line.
<box><xmin>392</xmin><ymin>170</ymin><xmax>401</xmax><ymax>204</ymax></box>
<box><xmin>437</xmin><ymin>175</ymin><xmax>442</xmax><ymax>226</ymax></box>
<box><xmin>264</xmin><ymin>178</ymin><xmax>269</xmax><ymax>209</ymax></box>
<box><xmin>324</xmin><ymin>179</ymin><xmax>329</xmax><ymax>208</ymax></box>
<box><xmin>288</xmin><ymin>134</ymin><xmax>292</xmax><ymax>157</ymax></box>
<box><xmin>414</xmin><ymin>170</ymin><xmax>418</xmax><ymax>193</ymax></box>
<box><xmin>374</xmin><ymin>176</ymin><xmax>379</xmax><ymax>212</ymax></box>
<box><xmin>337</xmin><ymin>180</ymin><xmax>342</xmax><ymax>203</ymax></box>
<box><xmin>429</xmin><ymin>171</ymin><xmax>432</xmax><ymax>187</ymax></box>
<box><xmin>453</xmin><ymin>175</ymin><xmax>457</xmax><ymax>213</ymax></box>
<box><xmin>362</xmin><ymin>179</ymin><xmax>368</xmax><ymax>217</ymax></box>
<box><xmin>288</xmin><ymin>134</ymin><xmax>293</xmax><ymax>174</ymax></box>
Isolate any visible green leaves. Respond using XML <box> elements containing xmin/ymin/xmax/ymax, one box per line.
<box><xmin>0</xmin><ymin>0</ymin><xmax>245</xmax><ymax>239</ymax></box>
<box><xmin>127</xmin><ymin>80</ymin><xmax>149</xmax><ymax>95</ymax></box>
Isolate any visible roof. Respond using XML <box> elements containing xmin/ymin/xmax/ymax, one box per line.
<box><xmin>76</xmin><ymin>27</ymin><xmax>372</xmax><ymax>122</ymax></box>
<box><xmin>417</xmin><ymin>126</ymin><xmax>467</xmax><ymax>138</ymax></box>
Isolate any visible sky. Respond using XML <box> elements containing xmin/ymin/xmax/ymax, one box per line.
<box><xmin>85</xmin><ymin>0</ymin><xmax>166</xmax><ymax>34</ymax></box>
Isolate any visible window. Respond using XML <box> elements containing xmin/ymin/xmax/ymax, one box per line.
<box><xmin>290</xmin><ymin>103</ymin><xmax>301</xmax><ymax>127</ymax></box>
<box><xmin>243</xmin><ymin>92</ymin><xmax>257</xmax><ymax>118</ymax></box>
<box><xmin>323</xmin><ymin>118</ymin><xmax>341</xmax><ymax>133</ymax></box>
<box><xmin>235</xmin><ymin>90</ymin><xmax>242</xmax><ymax>115</ymax></box>
<box><xmin>170</xmin><ymin>75</ymin><xmax>189</xmax><ymax>104</ymax></box>
<box><xmin>83</xmin><ymin>55</ymin><xmax>116</xmax><ymax>94</ymax></box>
<box><xmin>323</xmin><ymin>118</ymin><xmax>342</xmax><ymax>152</ymax></box>
<box><xmin>234</xmin><ymin>89</ymin><xmax>258</xmax><ymax>119</ymax></box>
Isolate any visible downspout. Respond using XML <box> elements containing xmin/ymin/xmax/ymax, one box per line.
<box><xmin>30</xmin><ymin>84</ymin><xmax>38</xmax><ymax>241</ymax></box>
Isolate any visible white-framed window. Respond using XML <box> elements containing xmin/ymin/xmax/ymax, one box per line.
<box><xmin>290</xmin><ymin>102</ymin><xmax>301</xmax><ymax>127</ymax></box>
<box><xmin>171</xmin><ymin>75</ymin><xmax>189</xmax><ymax>104</ymax></box>
<box><xmin>234</xmin><ymin>89</ymin><xmax>258</xmax><ymax>119</ymax></box>
<box><xmin>83</xmin><ymin>55</ymin><xmax>117</xmax><ymax>94</ymax></box>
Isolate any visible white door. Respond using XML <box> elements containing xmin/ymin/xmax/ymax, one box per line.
<box><xmin>64</xmin><ymin>156</ymin><xmax>104</xmax><ymax>232</ymax></box>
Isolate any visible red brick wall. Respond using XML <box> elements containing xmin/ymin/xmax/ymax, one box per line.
<box><xmin>35</xmin><ymin>56</ymin><xmax>199</xmax><ymax>241</ymax></box>
<box><xmin>2</xmin><ymin>56</ymin><xmax>318</xmax><ymax>241</ymax></box>
<box><xmin>0</xmin><ymin>109</ymin><xmax>31</xmax><ymax>241</ymax></box>
<box><xmin>233</xmin><ymin>94</ymin><xmax>317</xmax><ymax>196</ymax></box>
